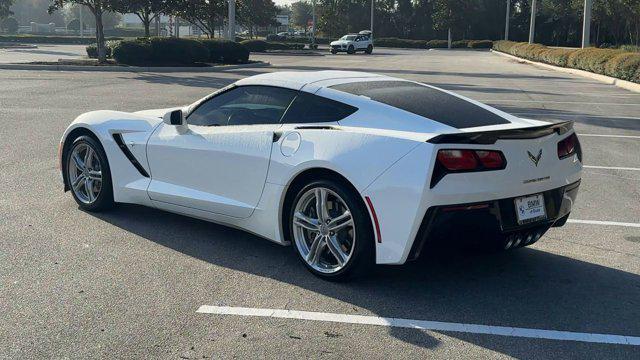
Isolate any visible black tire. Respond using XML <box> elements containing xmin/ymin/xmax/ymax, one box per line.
<box><xmin>365</xmin><ymin>45</ymin><xmax>373</xmax><ymax>54</ymax></box>
<box><xmin>330</xmin><ymin>49</ymin><xmax>337</xmax><ymax>54</ymax></box>
<box><xmin>287</xmin><ymin>179</ymin><xmax>374</xmax><ymax>281</ymax></box>
<box><xmin>65</xmin><ymin>135</ymin><xmax>114</xmax><ymax>212</ymax></box>
<box><xmin>347</xmin><ymin>45</ymin><xmax>355</xmax><ymax>54</ymax></box>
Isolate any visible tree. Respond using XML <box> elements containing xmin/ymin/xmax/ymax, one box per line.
<box><xmin>1</xmin><ymin>16</ymin><xmax>18</xmax><ymax>33</ymax></box>
<box><xmin>112</xmin><ymin>0</ymin><xmax>165</xmax><ymax>37</ymax></box>
<box><xmin>49</xmin><ymin>0</ymin><xmax>118</xmax><ymax>62</ymax></box>
<box><xmin>9</xmin><ymin>0</ymin><xmax>65</xmax><ymax>26</ymax></box>
<box><xmin>169</xmin><ymin>0</ymin><xmax>225</xmax><ymax>38</ymax></box>
<box><xmin>0</xmin><ymin>0</ymin><xmax>13</xmax><ymax>19</ymax></box>
<box><xmin>238</xmin><ymin>0</ymin><xmax>277</xmax><ymax>38</ymax></box>
<box><xmin>66</xmin><ymin>5</ymin><xmax>121</xmax><ymax>30</ymax></box>
<box><xmin>432</xmin><ymin>0</ymin><xmax>473</xmax><ymax>43</ymax></box>
<box><xmin>290</xmin><ymin>0</ymin><xmax>311</xmax><ymax>29</ymax></box>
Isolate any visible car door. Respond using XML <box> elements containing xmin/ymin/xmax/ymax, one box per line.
<box><xmin>145</xmin><ymin>85</ymin><xmax>298</xmax><ymax>218</ymax></box>
<box><xmin>353</xmin><ymin>36</ymin><xmax>362</xmax><ymax>49</ymax></box>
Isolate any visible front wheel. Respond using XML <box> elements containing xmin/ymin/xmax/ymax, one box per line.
<box><xmin>330</xmin><ymin>49</ymin><xmax>337</xmax><ymax>54</ymax></box>
<box><xmin>347</xmin><ymin>45</ymin><xmax>355</xmax><ymax>54</ymax></box>
<box><xmin>289</xmin><ymin>179</ymin><xmax>373</xmax><ymax>281</ymax></box>
<box><xmin>65</xmin><ymin>135</ymin><xmax>114</xmax><ymax>212</ymax></box>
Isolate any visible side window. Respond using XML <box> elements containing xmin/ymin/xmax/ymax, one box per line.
<box><xmin>281</xmin><ymin>92</ymin><xmax>358</xmax><ymax>124</ymax></box>
<box><xmin>187</xmin><ymin>86</ymin><xmax>297</xmax><ymax>127</ymax></box>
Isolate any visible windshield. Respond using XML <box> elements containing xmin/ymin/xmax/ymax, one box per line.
<box><xmin>340</xmin><ymin>35</ymin><xmax>357</xmax><ymax>41</ymax></box>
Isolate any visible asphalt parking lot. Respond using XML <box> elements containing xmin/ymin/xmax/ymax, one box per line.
<box><xmin>1</xmin><ymin>48</ymin><xmax>639</xmax><ymax>359</ymax></box>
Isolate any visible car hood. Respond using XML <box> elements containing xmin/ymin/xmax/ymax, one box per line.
<box><xmin>331</xmin><ymin>40</ymin><xmax>352</xmax><ymax>46</ymax></box>
<box><xmin>134</xmin><ymin>107</ymin><xmax>183</xmax><ymax>118</ymax></box>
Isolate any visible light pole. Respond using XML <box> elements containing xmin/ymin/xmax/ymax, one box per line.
<box><xmin>504</xmin><ymin>0</ymin><xmax>510</xmax><ymax>40</ymax></box>
<box><xmin>370</xmin><ymin>0</ymin><xmax>374</xmax><ymax>35</ymax></box>
<box><xmin>228</xmin><ymin>0</ymin><xmax>236</xmax><ymax>40</ymax></box>
<box><xmin>582</xmin><ymin>0</ymin><xmax>592</xmax><ymax>48</ymax></box>
<box><xmin>79</xmin><ymin>5</ymin><xmax>83</xmax><ymax>38</ymax></box>
<box><xmin>528</xmin><ymin>0</ymin><xmax>537</xmax><ymax>44</ymax></box>
<box><xmin>311</xmin><ymin>0</ymin><xmax>316</xmax><ymax>47</ymax></box>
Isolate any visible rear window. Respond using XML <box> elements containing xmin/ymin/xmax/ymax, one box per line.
<box><xmin>281</xmin><ymin>92</ymin><xmax>358</xmax><ymax>124</ymax></box>
<box><xmin>329</xmin><ymin>81</ymin><xmax>510</xmax><ymax>129</ymax></box>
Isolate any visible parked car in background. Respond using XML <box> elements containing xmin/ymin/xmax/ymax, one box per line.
<box><xmin>330</xmin><ymin>31</ymin><xmax>373</xmax><ymax>54</ymax></box>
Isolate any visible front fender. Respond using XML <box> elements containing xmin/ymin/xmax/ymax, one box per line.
<box><xmin>60</xmin><ymin>110</ymin><xmax>162</xmax><ymax>205</ymax></box>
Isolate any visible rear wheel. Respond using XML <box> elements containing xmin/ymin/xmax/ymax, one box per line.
<box><xmin>289</xmin><ymin>179</ymin><xmax>373</xmax><ymax>281</ymax></box>
<box><xmin>365</xmin><ymin>45</ymin><xmax>373</xmax><ymax>54</ymax></box>
<box><xmin>65</xmin><ymin>135</ymin><xmax>114</xmax><ymax>212</ymax></box>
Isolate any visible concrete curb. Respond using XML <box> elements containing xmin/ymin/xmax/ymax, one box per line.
<box><xmin>253</xmin><ymin>51</ymin><xmax>325</xmax><ymax>57</ymax></box>
<box><xmin>491</xmin><ymin>49</ymin><xmax>640</xmax><ymax>94</ymax></box>
<box><xmin>0</xmin><ymin>61</ymin><xmax>271</xmax><ymax>72</ymax></box>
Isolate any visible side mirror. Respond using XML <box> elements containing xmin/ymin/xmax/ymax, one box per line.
<box><xmin>163</xmin><ymin>109</ymin><xmax>184</xmax><ymax>126</ymax></box>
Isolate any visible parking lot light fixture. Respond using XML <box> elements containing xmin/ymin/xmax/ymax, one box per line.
<box><xmin>504</xmin><ymin>0</ymin><xmax>510</xmax><ymax>40</ymax></box>
<box><xmin>370</xmin><ymin>0</ymin><xmax>374</xmax><ymax>38</ymax></box>
<box><xmin>582</xmin><ymin>0</ymin><xmax>592</xmax><ymax>48</ymax></box>
<box><xmin>529</xmin><ymin>0</ymin><xmax>537</xmax><ymax>44</ymax></box>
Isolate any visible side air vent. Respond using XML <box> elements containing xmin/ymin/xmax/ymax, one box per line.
<box><xmin>112</xmin><ymin>133</ymin><xmax>150</xmax><ymax>178</ymax></box>
<box><xmin>294</xmin><ymin>126</ymin><xmax>340</xmax><ymax>130</ymax></box>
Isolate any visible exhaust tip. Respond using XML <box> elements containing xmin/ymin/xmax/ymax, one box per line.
<box><xmin>504</xmin><ymin>236</ymin><xmax>514</xmax><ymax>250</ymax></box>
<box><xmin>525</xmin><ymin>233</ymin><xmax>534</xmax><ymax>244</ymax></box>
<box><xmin>513</xmin><ymin>235</ymin><xmax>523</xmax><ymax>248</ymax></box>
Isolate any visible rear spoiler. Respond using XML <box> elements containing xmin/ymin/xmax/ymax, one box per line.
<box><xmin>427</xmin><ymin>121</ymin><xmax>573</xmax><ymax>145</ymax></box>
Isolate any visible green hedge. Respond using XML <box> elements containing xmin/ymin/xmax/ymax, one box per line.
<box><xmin>111</xmin><ymin>40</ymin><xmax>152</xmax><ymax>65</ymax></box>
<box><xmin>98</xmin><ymin>38</ymin><xmax>249</xmax><ymax>65</ymax></box>
<box><xmin>451</xmin><ymin>40</ymin><xmax>469</xmax><ymax>48</ymax></box>
<box><xmin>104</xmin><ymin>28</ymin><xmax>146</xmax><ymax>38</ymax></box>
<box><xmin>425</xmin><ymin>40</ymin><xmax>449</xmax><ymax>49</ymax></box>
<box><xmin>86</xmin><ymin>40</ymin><xmax>121</xmax><ymax>58</ymax></box>
<box><xmin>373</xmin><ymin>37</ymin><xmax>424</xmax><ymax>48</ymax></box>
<box><xmin>468</xmin><ymin>40</ymin><xmax>493</xmax><ymax>49</ymax></box>
<box><xmin>0</xmin><ymin>35</ymin><xmax>123</xmax><ymax>44</ymax></box>
<box><xmin>493</xmin><ymin>40</ymin><xmax>640</xmax><ymax>83</ymax></box>
<box><xmin>240</xmin><ymin>39</ymin><xmax>304</xmax><ymax>52</ymax></box>
<box><xmin>200</xmin><ymin>39</ymin><xmax>250</xmax><ymax>63</ymax></box>
<box><xmin>265</xmin><ymin>34</ymin><xmax>331</xmax><ymax>44</ymax></box>
<box><xmin>148</xmin><ymin>37</ymin><xmax>209</xmax><ymax>64</ymax></box>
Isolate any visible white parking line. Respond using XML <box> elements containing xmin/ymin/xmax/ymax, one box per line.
<box><xmin>512</xmin><ymin>113</ymin><xmax>640</xmax><ymax>121</ymax></box>
<box><xmin>584</xmin><ymin>165</ymin><xmax>640</xmax><ymax>171</ymax></box>
<box><xmin>196</xmin><ymin>305</ymin><xmax>640</xmax><ymax>346</ymax></box>
<box><xmin>567</xmin><ymin>219</ymin><xmax>640</xmax><ymax>228</ymax></box>
<box><xmin>485</xmin><ymin>99</ymin><xmax>640</xmax><ymax>106</ymax></box>
<box><xmin>579</xmin><ymin>134</ymin><xmax>640</xmax><ymax>139</ymax></box>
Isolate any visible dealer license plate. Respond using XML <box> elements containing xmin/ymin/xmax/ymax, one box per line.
<box><xmin>514</xmin><ymin>194</ymin><xmax>547</xmax><ymax>225</ymax></box>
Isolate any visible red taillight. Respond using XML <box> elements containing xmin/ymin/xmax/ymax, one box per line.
<box><xmin>436</xmin><ymin>150</ymin><xmax>478</xmax><ymax>170</ymax></box>
<box><xmin>476</xmin><ymin>150</ymin><xmax>504</xmax><ymax>169</ymax></box>
<box><xmin>436</xmin><ymin>149</ymin><xmax>505</xmax><ymax>171</ymax></box>
<box><xmin>558</xmin><ymin>133</ymin><xmax>578</xmax><ymax>159</ymax></box>
<box><xmin>432</xmin><ymin>149</ymin><xmax>506</xmax><ymax>188</ymax></box>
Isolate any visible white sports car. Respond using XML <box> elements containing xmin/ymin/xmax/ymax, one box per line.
<box><xmin>59</xmin><ymin>71</ymin><xmax>582</xmax><ymax>280</ymax></box>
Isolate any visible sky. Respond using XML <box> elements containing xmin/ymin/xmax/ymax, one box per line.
<box><xmin>274</xmin><ymin>0</ymin><xmax>300</xmax><ymax>6</ymax></box>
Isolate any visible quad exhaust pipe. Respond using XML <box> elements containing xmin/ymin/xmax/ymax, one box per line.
<box><xmin>504</xmin><ymin>229</ymin><xmax>543</xmax><ymax>250</ymax></box>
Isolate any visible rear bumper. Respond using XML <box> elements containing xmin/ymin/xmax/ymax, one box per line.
<box><xmin>408</xmin><ymin>180</ymin><xmax>580</xmax><ymax>260</ymax></box>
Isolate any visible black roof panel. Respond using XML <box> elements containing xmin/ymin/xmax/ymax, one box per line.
<box><xmin>329</xmin><ymin>81</ymin><xmax>510</xmax><ymax>129</ymax></box>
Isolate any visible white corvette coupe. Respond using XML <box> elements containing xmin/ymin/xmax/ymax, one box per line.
<box><xmin>59</xmin><ymin>71</ymin><xmax>582</xmax><ymax>280</ymax></box>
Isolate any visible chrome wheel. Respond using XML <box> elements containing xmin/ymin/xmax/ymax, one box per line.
<box><xmin>293</xmin><ymin>187</ymin><xmax>356</xmax><ymax>274</ymax></box>
<box><xmin>67</xmin><ymin>142</ymin><xmax>102</xmax><ymax>204</ymax></box>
